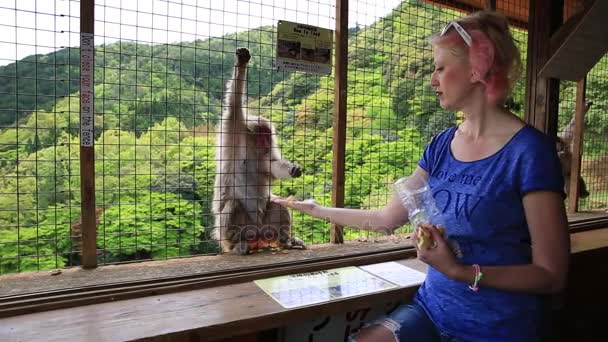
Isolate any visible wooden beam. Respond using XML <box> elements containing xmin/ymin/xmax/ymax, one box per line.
<box><xmin>0</xmin><ymin>258</ymin><xmax>428</xmax><ymax>342</ymax></box>
<box><xmin>0</xmin><ymin>247</ymin><xmax>416</xmax><ymax>318</ymax></box>
<box><xmin>524</xmin><ymin>0</ymin><xmax>563</xmax><ymax>136</ymax></box>
<box><xmin>79</xmin><ymin>0</ymin><xmax>97</xmax><ymax>269</ymax></box>
<box><xmin>486</xmin><ymin>0</ymin><xmax>497</xmax><ymax>10</ymax></box>
<box><xmin>568</xmin><ymin>78</ymin><xmax>587</xmax><ymax>213</ymax></box>
<box><xmin>331</xmin><ymin>0</ymin><xmax>348</xmax><ymax>244</ymax></box>
<box><xmin>540</xmin><ymin>0</ymin><xmax>608</xmax><ymax>81</ymax></box>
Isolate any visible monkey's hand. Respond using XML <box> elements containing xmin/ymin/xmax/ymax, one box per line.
<box><xmin>270</xmin><ymin>160</ymin><xmax>302</xmax><ymax>179</ymax></box>
<box><xmin>236</xmin><ymin>47</ymin><xmax>251</xmax><ymax>66</ymax></box>
<box><xmin>289</xmin><ymin>164</ymin><xmax>302</xmax><ymax>178</ymax></box>
<box><xmin>284</xmin><ymin>237</ymin><xmax>306</xmax><ymax>250</ymax></box>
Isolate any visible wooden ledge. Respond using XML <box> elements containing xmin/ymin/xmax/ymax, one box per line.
<box><xmin>570</xmin><ymin>227</ymin><xmax>608</xmax><ymax>254</ymax></box>
<box><xmin>1</xmin><ymin>211</ymin><xmax>604</xmax><ymax>299</ymax></box>
<box><xmin>0</xmin><ymin>236</ymin><xmax>413</xmax><ymax>298</ymax></box>
<box><xmin>0</xmin><ymin>237</ymin><xmax>418</xmax><ymax>318</ymax></box>
<box><xmin>1</xmin><ymin>227</ymin><xmax>607</xmax><ymax>341</ymax></box>
<box><xmin>0</xmin><ymin>258</ymin><xmax>426</xmax><ymax>342</ymax></box>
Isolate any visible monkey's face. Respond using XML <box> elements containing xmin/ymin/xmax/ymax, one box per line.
<box><xmin>555</xmin><ymin>138</ymin><xmax>572</xmax><ymax>176</ymax></box>
<box><xmin>249</xmin><ymin>124</ymin><xmax>273</xmax><ymax>154</ymax></box>
<box><xmin>556</xmin><ymin>138</ymin><xmax>566</xmax><ymax>153</ymax></box>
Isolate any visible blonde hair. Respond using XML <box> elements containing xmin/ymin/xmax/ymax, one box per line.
<box><xmin>431</xmin><ymin>10</ymin><xmax>522</xmax><ymax>105</ymax></box>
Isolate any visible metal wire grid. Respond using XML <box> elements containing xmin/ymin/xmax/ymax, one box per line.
<box><xmin>0</xmin><ymin>0</ymin><xmax>82</xmax><ymax>274</ymax></box>
<box><xmin>342</xmin><ymin>0</ymin><xmax>529</xmax><ymax>242</ymax></box>
<box><xmin>1</xmin><ymin>0</ymin><xmax>603</xmax><ymax>275</ymax></box>
<box><xmin>580</xmin><ymin>56</ymin><xmax>608</xmax><ymax>211</ymax></box>
<box><xmin>557</xmin><ymin>0</ymin><xmax>608</xmax><ymax>211</ymax></box>
<box><xmin>91</xmin><ymin>0</ymin><xmax>338</xmax><ymax>262</ymax></box>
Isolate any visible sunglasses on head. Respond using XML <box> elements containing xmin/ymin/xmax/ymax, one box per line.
<box><xmin>441</xmin><ymin>21</ymin><xmax>472</xmax><ymax>47</ymax></box>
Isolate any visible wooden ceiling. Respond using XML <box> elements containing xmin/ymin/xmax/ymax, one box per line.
<box><xmin>540</xmin><ymin>0</ymin><xmax>608</xmax><ymax>80</ymax></box>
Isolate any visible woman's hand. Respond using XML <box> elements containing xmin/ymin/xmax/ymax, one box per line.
<box><xmin>414</xmin><ymin>224</ymin><xmax>461</xmax><ymax>278</ymax></box>
<box><xmin>271</xmin><ymin>195</ymin><xmax>320</xmax><ymax>216</ymax></box>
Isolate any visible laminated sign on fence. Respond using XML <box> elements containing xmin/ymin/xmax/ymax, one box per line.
<box><xmin>80</xmin><ymin>32</ymin><xmax>94</xmax><ymax>147</ymax></box>
<box><xmin>275</xmin><ymin>20</ymin><xmax>333</xmax><ymax>76</ymax></box>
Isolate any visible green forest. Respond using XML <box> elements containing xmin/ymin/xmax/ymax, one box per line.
<box><xmin>0</xmin><ymin>0</ymin><xmax>606</xmax><ymax>274</ymax></box>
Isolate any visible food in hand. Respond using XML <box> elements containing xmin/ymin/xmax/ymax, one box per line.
<box><xmin>416</xmin><ymin>225</ymin><xmax>446</xmax><ymax>249</ymax></box>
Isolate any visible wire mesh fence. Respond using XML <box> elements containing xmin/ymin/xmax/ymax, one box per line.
<box><xmin>0</xmin><ymin>0</ymin><xmax>605</xmax><ymax>275</ymax></box>
<box><xmin>341</xmin><ymin>0</ymin><xmax>530</xmax><ymax>243</ymax></box>
<box><xmin>0</xmin><ymin>0</ymin><xmax>82</xmax><ymax>274</ymax></box>
<box><xmin>557</xmin><ymin>0</ymin><xmax>608</xmax><ymax>212</ymax></box>
<box><xmin>580</xmin><ymin>56</ymin><xmax>608</xmax><ymax>210</ymax></box>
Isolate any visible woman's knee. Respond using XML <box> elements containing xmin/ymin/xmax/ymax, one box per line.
<box><xmin>349</xmin><ymin>322</ymin><xmax>398</xmax><ymax>342</ymax></box>
<box><xmin>350</xmin><ymin>303</ymin><xmax>440</xmax><ymax>342</ymax></box>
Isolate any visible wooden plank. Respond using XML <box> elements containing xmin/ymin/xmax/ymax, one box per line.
<box><xmin>3</xmin><ymin>226</ymin><xmax>607</xmax><ymax>342</ymax></box>
<box><xmin>2</xmin><ymin>229</ymin><xmax>607</xmax><ymax>341</ymax></box>
<box><xmin>0</xmin><ymin>259</ymin><xmax>426</xmax><ymax>342</ymax></box>
<box><xmin>559</xmin><ymin>244</ymin><xmax>608</xmax><ymax>341</ymax></box>
<box><xmin>540</xmin><ymin>0</ymin><xmax>608</xmax><ymax>81</ymax></box>
<box><xmin>79</xmin><ymin>0</ymin><xmax>97</xmax><ymax>268</ymax></box>
<box><xmin>567</xmin><ymin>78</ymin><xmax>587</xmax><ymax>212</ymax></box>
<box><xmin>570</xmin><ymin>228</ymin><xmax>608</xmax><ymax>254</ymax></box>
<box><xmin>331</xmin><ymin>0</ymin><xmax>348</xmax><ymax>244</ymax></box>
<box><xmin>567</xmin><ymin>210</ymin><xmax>608</xmax><ymax>222</ymax></box>
<box><xmin>0</xmin><ymin>246</ymin><xmax>418</xmax><ymax>318</ymax></box>
<box><xmin>0</xmin><ymin>240</ymin><xmax>412</xmax><ymax>298</ymax></box>
<box><xmin>524</xmin><ymin>0</ymin><xmax>563</xmax><ymax>136</ymax></box>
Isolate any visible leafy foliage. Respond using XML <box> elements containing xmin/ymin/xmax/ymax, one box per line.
<box><xmin>1</xmin><ymin>1</ymin><xmax>607</xmax><ymax>274</ymax></box>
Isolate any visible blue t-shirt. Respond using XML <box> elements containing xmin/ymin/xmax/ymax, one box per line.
<box><xmin>414</xmin><ymin>125</ymin><xmax>564</xmax><ymax>341</ymax></box>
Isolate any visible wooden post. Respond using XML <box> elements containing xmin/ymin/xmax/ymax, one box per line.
<box><xmin>524</xmin><ymin>0</ymin><xmax>563</xmax><ymax>137</ymax></box>
<box><xmin>485</xmin><ymin>0</ymin><xmax>496</xmax><ymax>10</ymax></box>
<box><xmin>80</xmin><ymin>0</ymin><xmax>97</xmax><ymax>268</ymax></box>
<box><xmin>568</xmin><ymin>77</ymin><xmax>587</xmax><ymax>213</ymax></box>
<box><xmin>331</xmin><ymin>0</ymin><xmax>348</xmax><ymax>244</ymax></box>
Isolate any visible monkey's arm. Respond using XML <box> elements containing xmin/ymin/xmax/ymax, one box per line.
<box><xmin>268</xmin><ymin>140</ymin><xmax>301</xmax><ymax>179</ymax></box>
<box><xmin>220</xmin><ymin>48</ymin><xmax>251</xmax><ymax>158</ymax></box>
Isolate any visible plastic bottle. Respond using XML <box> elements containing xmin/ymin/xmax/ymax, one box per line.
<box><xmin>393</xmin><ymin>175</ymin><xmax>443</xmax><ymax>227</ymax></box>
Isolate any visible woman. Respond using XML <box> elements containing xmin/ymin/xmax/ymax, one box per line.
<box><xmin>272</xmin><ymin>10</ymin><xmax>569</xmax><ymax>342</ymax></box>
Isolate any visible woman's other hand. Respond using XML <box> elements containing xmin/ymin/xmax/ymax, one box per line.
<box><xmin>415</xmin><ymin>224</ymin><xmax>461</xmax><ymax>278</ymax></box>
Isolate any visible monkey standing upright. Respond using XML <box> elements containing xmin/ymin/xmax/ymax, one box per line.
<box><xmin>212</xmin><ymin>48</ymin><xmax>305</xmax><ymax>255</ymax></box>
<box><xmin>556</xmin><ymin>101</ymin><xmax>592</xmax><ymax>199</ymax></box>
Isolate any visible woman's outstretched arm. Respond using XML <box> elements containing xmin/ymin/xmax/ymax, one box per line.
<box><xmin>272</xmin><ymin>167</ymin><xmax>429</xmax><ymax>234</ymax></box>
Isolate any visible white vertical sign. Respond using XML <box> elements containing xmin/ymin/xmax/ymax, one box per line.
<box><xmin>80</xmin><ymin>32</ymin><xmax>94</xmax><ymax>147</ymax></box>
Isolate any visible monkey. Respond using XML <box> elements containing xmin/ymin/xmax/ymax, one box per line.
<box><xmin>212</xmin><ymin>48</ymin><xmax>305</xmax><ymax>255</ymax></box>
<box><xmin>556</xmin><ymin>102</ymin><xmax>592</xmax><ymax>199</ymax></box>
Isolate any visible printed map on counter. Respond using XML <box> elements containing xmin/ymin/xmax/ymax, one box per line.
<box><xmin>254</xmin><ymin>266</ymin><xmax>398</xmax><ymax>309</ymax></box>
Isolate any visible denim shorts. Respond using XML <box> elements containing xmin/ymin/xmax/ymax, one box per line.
<box><xmin>349</xmin><ymin>301</ymin><xmax>457</xmax><ymax>342</ymax></box>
